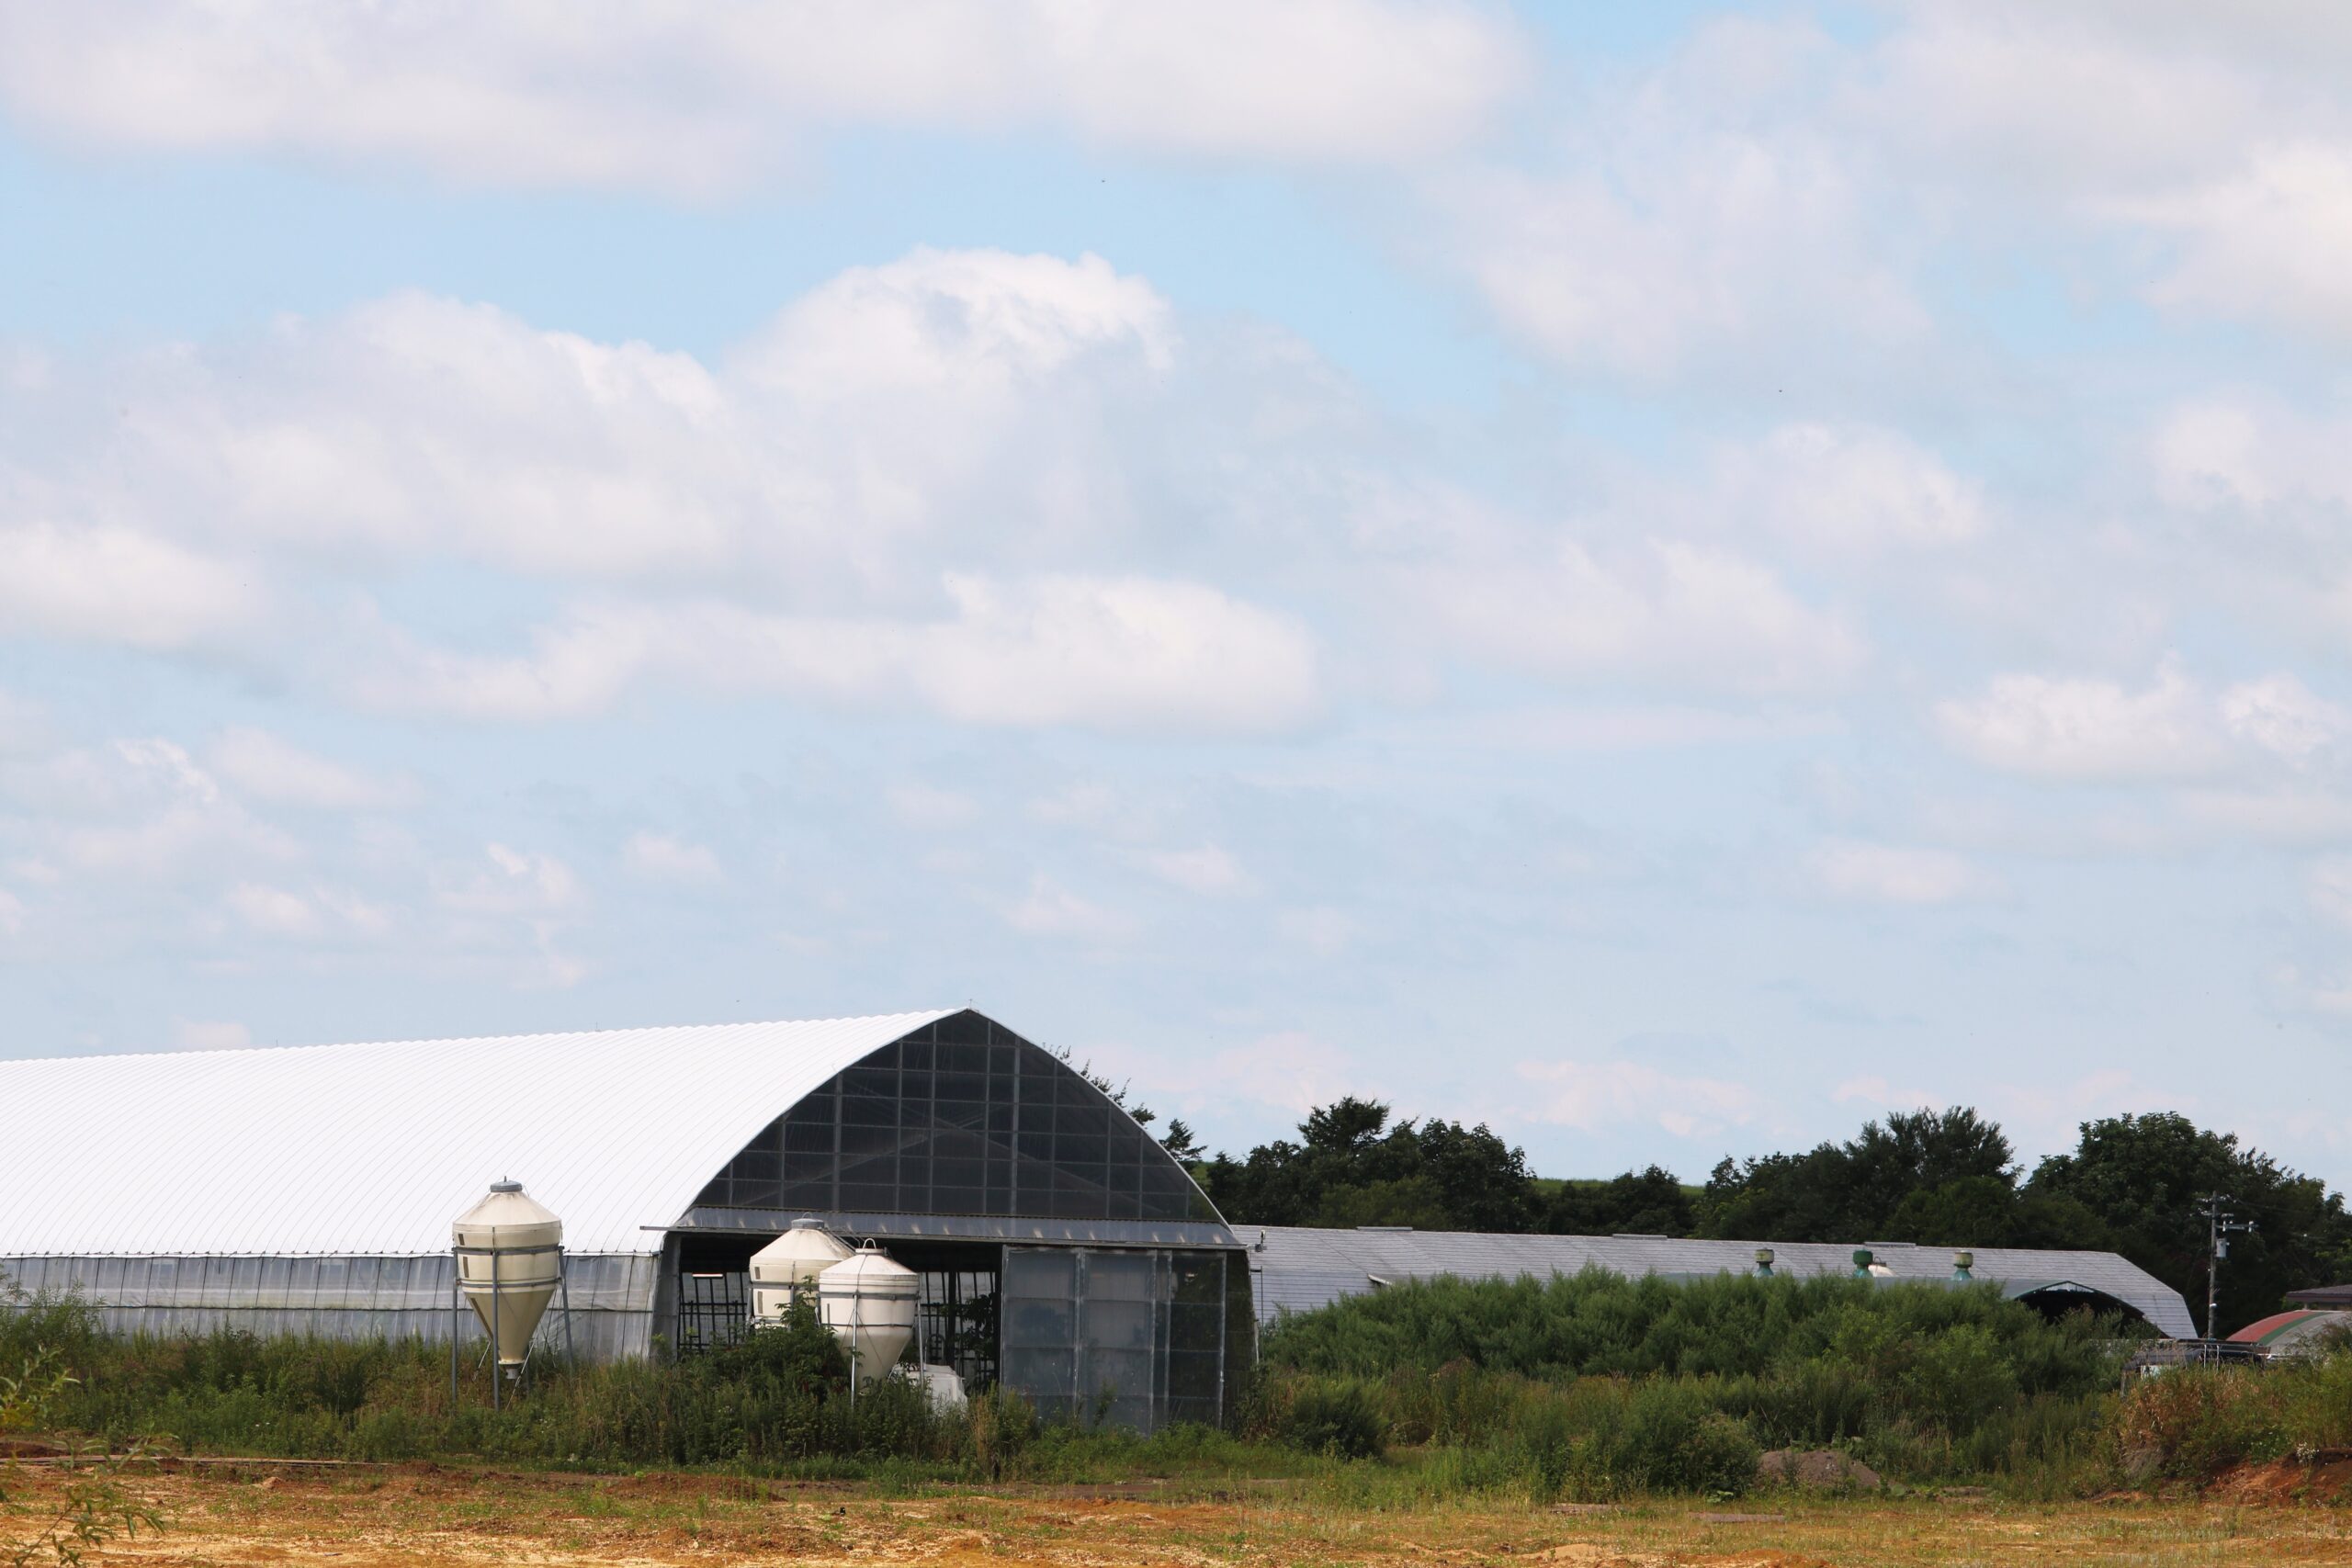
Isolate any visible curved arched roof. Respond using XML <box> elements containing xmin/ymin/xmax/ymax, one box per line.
<box><xmin>0</xmin><ymin>1010</ymin><xmax>959</xmax><ymax>1256</ymax></box>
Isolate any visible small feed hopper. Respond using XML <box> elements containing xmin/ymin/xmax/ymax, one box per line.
<box><xmin>749</xmin><ymin>1218</ymin><xmax>853</xmax><ymax>1325</ymax></box>
<box><xmin>451</xmin><ymin>1179</ymin><xmax>571</xmax><ymax>1404</ymax></box>
<box><xmin>817</xmin><ymin>1242</ymin><xmax>918</xmax><ymax>1396</ymax></box>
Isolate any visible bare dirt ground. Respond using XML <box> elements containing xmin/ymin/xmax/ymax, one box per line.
<box><xmin>13</xmin><ymin>1460</ymin><xmax>2352</xmax><ymax>1567</ymax></box>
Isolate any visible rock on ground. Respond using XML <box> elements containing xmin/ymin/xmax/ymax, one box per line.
<box><xmin>1756</xmin><ymin>1448</ymin><xmax>1883</xmax><ymax>1493</ymax></box>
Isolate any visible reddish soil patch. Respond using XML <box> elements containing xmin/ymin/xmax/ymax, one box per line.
<box><xmin>2214</xmin><ymin>1456</ymin><xmax>2352</xmax><ymax>1505</ymax></box>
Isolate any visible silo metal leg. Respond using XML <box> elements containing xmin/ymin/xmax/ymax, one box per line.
<box><xmin>490</xmin><ymin>1267</ymin><xmax>502</xmax><ymax>1412</ymax></box>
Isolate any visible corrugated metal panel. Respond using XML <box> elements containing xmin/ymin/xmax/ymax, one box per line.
<box><xmin>0</xmin><ymin>1010</ymin><xmax>956</xmax><ymax>1257</ymax></box>
<box><xmin>1246</xmin><ymin>1226</ymin><xmax>2199</xmax><ymax>1338</ymax></box>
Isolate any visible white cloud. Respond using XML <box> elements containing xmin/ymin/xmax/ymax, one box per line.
<box><xmin>1861</xmin><ymin>3</ymin><xmax>2288</xmax><ymax>202</ymax></box>
<box><xmin>0</xmin><ymin>523</ymin><xmax>261</xmax><ymax>649</ymax></box>
<box><xmin>1143</xmin><ymin>844</ymin><xmax>1251</xmax><ymax>897</ymax></box>
<box><xmin>1939</xmin><ymin>661</ymin><xmax>2351</xmax><ymax>782</ymax></box>
<box><xmin>222</xmin><ymin>879</ymin><xmax>391</xmax><ymax>941</ymax></box>
<box><xmin>6</xmin><ymin>738</ymin><xmax>300</xmax><ymax>878</ymax></box>
<box><xmin>172</xmin><ymin>1018</ymin><xmax>251</xmax><ymax>1052</ymax></box>
<box><xmin>438</xmin><ymin>843</ymin><xmax>581</xmax><ymax>915</ymax></box>
<box><xmin>1004</xmin><ymin>873</ymin><xmax>1133</xmax><ymax>940</ymax></box>
<box><xmin>358</xmin><ymin>575</ymin><xmax>1321</xmax><ymax>736</ymax></box>
<box><xmin>224</xmin><ymin>880</ymin><xmax>320</xmax><ymax>939</ymax></box>
<box><xmin>1723</xmin><ymin>423</ymin><xmax>1985</xmax><ymax>558</ymax></box>
<box><xmin>739</xmin><ymin>246</ymin><xmax>1176</xmax><ymax>400</ymax></box>
<box><xmin>1807</xmin><ymin>840</ymin><xmax>1992</xmax><ymax>906</ymax></box>
<box><xmin>0</xmin><ymin>1</ymin><xmax>1523</xmax><ymax>192</ymax></box>
<box><xmin>0</xmin><ymin>887</ymin><xmax>22</xmax><ymax>936</ymax></box>
<box><xmin>1412</xmin><ymin>539</ymin><xmax>1863</xmax><ymax>695</ymax></box>
<box><xmin>1937</xmin><ymin>662</ymin><xmax>2220</xmax><ymax>782</ymax></box>
<box><xmin>2220</xmin><ymin>674</ymin><xmax>2352</xmax><ymax>763</ymax></box>
<box><xmin>208</xmin><ymin>727</ymin><xmax>412</xmax><ymax>810</ymax></box>
<box><xmin>1421</xmin><ymin>704</ymin><xmax>1842</xmax><ymax>752</ymax></box>
<box><xmin>2154</xmin><ymin>396</ymin><xmax>2352</xmax><ymax>516</ymax></box>
<box><xmin>3</xmin><ymin>253</ymin><xmax>1175</xmax><ymax>594</ymax></box>
<box><xmin>2124</xmin><ymin>144</ymin><xmax>2352</xmax><ymax>343</ymax></box>
<box><xmin>1431</xmin><ymin>18</ymin><xmax>1924</xmax><ymax>379</ymax></box>
<box><xmin>1857</xmin><ymin>2</ymin><xmax>2352</xmax><ymax>347</ymax></box>
<box><xmin>622</xmin><ymin>831</ymin><xmax>722</xmax><ymax>886</ymax></box>
<box><xmin>0</xmin><ymin>252</ymin><xmax>1331</xmax><ymax>740</ymax></box>
<box><xmin>1515</xmin><ymin>1057</ymin><xmax>1757</xmax><ymax>1141</ymax></box>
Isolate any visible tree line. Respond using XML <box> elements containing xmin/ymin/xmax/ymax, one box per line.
<box><xmin>1173</xmin><ymin>1097</ymin><xmax>2352</xmax><ymax>1336</ymax></box>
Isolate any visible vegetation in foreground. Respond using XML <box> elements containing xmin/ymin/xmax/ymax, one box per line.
<box><xmin>0</xmin><ymin>1337</ymin><xmax>164</xmax><ymax>1566</ymax></box>
<box><xmin>13</xmin><ymin>1262</ymin><xmax>2350</xmax><ymax>1511</ymax></box>
<box><xmin>1194</xmin><ymin>1097</ymin><xmax>2352</xmax><ymax>1337</ymax></box>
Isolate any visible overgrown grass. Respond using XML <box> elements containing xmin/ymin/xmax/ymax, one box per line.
<box><xmin>14</xmin><ymin>1266</ymin><xmax>2312</xmax><ymax>1506</ymax></box>
<box><xmin>0</xmin><ymin>1283</ymin><xmax>1304</xmax><ymax>1491</ymax></box>
<box><xmin>2113</xmin><ymin>1353</ymin><xmax>2352</xmax><ymax>1484</ymax></box>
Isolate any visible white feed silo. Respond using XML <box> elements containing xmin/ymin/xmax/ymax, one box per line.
<box><xmin>452</xmin><ymin>1179</ymin><xmax>565</xmax><ymax>1382</ymax></box>
<box><xmin>816</xmin><ymin>1243</ymin><xmax>919</xmax><ymax>1394</ymax></box>
<box><xmin>748</xmin><ymin>1218</ymin><xmax>853</xmax><ymax>1325</ymax></box>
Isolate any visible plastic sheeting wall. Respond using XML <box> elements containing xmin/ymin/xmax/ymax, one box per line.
<box><xmin>999</xmin><ymin>1247</ymin><xmax>1227</xmax><ymax>1433</ymax></box>
<box><xmin>1</xmin><ymin>1254</ymin><xmax>660</xmax><ymax>1363</ymax></box>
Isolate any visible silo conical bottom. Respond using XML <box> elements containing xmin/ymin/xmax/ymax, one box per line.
<box><xmin>466</xmin><ymin>1284</ymin><xmax>559</xmax><ymax>1365</ymax></box>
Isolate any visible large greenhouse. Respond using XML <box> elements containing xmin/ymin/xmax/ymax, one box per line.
<box><xmin>0</xmin><ymin>1009</ymin><xmax>1247</xmax><ymax>1432</ymax></box>
<box><xmin>0</xmin><ymin>1007</ymin><xmax>2197</xmax><ymax>1433</ymax></box>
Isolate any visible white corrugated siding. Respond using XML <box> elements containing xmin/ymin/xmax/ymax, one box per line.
<box><xmin>0</xmin><ymin>1010</ymin><xmax>956</xmax><ymax>1257</ymax></box>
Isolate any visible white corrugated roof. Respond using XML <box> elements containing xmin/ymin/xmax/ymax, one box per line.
<box><xmin>0</xmin><ymin>1010</ymin><xmax>956</xmax><ymax>1257</ymax></box>
<box><xmin>1249</xmin><ymin>1225</ymin><xmax>2199</xmax><ymax>1338</ymax></box>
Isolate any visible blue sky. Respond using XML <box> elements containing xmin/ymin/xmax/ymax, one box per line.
<box><xmin>6</xmin><ymin>1</ymin><xmax>2352</xmax><ymax>1185</ymax></box>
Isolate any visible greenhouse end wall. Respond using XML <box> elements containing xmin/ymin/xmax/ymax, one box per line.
<box><xmin>999</xmin><ymin>1246</ymin><xmax>1247</xmax><ymax>1433</ymax></box>
<box><xmin>0</xmin><ymin>1253</ymin><xmax>659</xmax><ymax>1362</ymax></box>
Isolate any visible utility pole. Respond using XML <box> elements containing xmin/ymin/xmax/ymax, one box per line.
<box><xmin>2198</xmin><ymin>1193</ymin><xmax>2255</xmax><ymax>1341</ymax></box>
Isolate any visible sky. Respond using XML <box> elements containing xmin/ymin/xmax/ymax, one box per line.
<box><xmin>6</xmin><ymin>2</ymin><xmax>2352</xmax><ymax>1187</ymax></box>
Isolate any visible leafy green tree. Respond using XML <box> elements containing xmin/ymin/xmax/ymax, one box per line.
<box><xmin>1157</xmin><ymin>1117</ymin><xmax>1204</xmax><ymax>1166</ymax></box>
<box><xmin>1544</xmin><ymin>1166</ymin><xmax>1696</xmax><ymax>1236</ymax></box>
<box><xmin>2026</xmin><ymin>1111</ymin><xmax>2352</xmax><ymax>1335</ymax></box>
<box><xmin>1199</xmin><ymin>1098</ymin><xmax>1539</xmax><ymax>1232</ymax></box>
<box><xmin>1698</xmin><ymin>1107</ymin><xmax>2019</xmax><ymax>1243</ymax></box>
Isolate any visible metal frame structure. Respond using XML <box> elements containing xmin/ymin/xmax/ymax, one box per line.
<box><xmin>448</xmin><ymin>1238</ymin><xmax>574</xmax><ymax>1410</ymax></box>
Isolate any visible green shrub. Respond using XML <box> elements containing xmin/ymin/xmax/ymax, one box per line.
<box><xmin>1905</xmin><ymin>1324</ymin><xmax>2021</xmax><ymax>1436</ymax></box>
<box><xmin>969</xmin><ymin>1385</ymin><xmax>1037</xmax><ymax>1479</ymax></box>
<box><xmin>1605</xmin><ymin>1382</ymin><xmax>1758</xmax><ymax>1496</ymax></box>
<box><xmin>1505</xmin><ymin>1395</ymin><xmax>1579</xmax><ymax>1500</ymax></box>
<box><xmin>1279</xmin><ymin>1380</ymin><xmax>1385</xmax><ymax>1459</ymax></box>
<box><xmin>1263</xmin><ymin>1268</ymin><xmax>2124</xmax><ymax>1399</ymax></box>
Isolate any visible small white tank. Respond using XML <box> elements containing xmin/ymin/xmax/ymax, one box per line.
<box><xmin>902</xmin><ymin>1362</ymin><xmax>968</xmax><ymax>1415</ymax></box>
<box><xmin>453</xmin><ymin>1179</ymin><xmax>562</xmax><ymax>1366</ymax></box>
<box><xmin>817</xmin><ymin>1243</ymin><xmax>919</xmax><ymax>1382</ymax></box>
<box><xmin>748</xmin><ymin>1219</ymin><xmax>853</xmax><ymax>1325</ymax></box>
